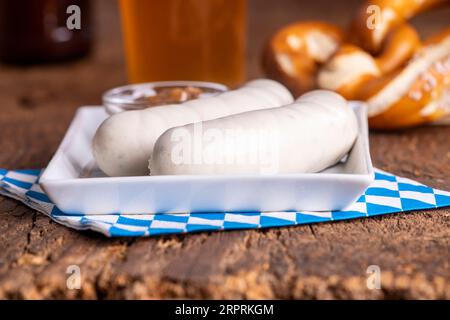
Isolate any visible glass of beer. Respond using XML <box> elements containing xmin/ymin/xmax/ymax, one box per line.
<box><xmin>119</xmin><ymin>0</ymin><xmax>246</xmax><ymax>87</ymax></box>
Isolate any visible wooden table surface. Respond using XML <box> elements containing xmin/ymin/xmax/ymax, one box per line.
<box><xmin>0</xmin><ymin>0</ymin><xmax>449</xmax><ymax>299</ymax></box>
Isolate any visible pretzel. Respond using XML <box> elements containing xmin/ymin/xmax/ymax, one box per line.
<box><xmin>367</xmin><ymin>29</ymin><xmax>450</xmax><ymax>128</ymax></box>
<box><xmin>318</xmin><ymin>27</ymin><xmax>450</xmax><ymax>128</ymax></box>
<box><xmin>262</xmin><ymin>0</ymin><xmax>450</xmax><ymax>129</ymax></box>
<box><xmin>318</xmin><ymin>23</ymin><xmax>420</xmax><ymax>100</ymax></box>
<box><xmin>350</xmin><ymin>0</ymin><xmax>447</xmax><ymax>53</ymax></box>
<box><xmin>262</xmin><ymin>22</ymin><xmax>344</xmax><ymax>96</ymax></box>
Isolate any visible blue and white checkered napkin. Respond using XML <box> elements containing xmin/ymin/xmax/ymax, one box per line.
<box><xmin>0</xmin><ymin>168</ymin><xmax>449</xmax><ymax>237</ymax></box>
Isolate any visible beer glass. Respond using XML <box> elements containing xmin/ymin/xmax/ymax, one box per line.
<box><xmin>119</xmin><ymin>0</ymin><xmax>246</xmax><ymax>87</ymax></box>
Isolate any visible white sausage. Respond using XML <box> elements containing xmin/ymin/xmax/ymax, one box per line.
<box><xmin>150</xmin><ymin>90</ymin><xmax>358</xmax><ymax>175</ymax></box>
<box><xmin>92</xmin><ymin>79</ymin><xmax>293</xmax><ymax>176</ymax></box>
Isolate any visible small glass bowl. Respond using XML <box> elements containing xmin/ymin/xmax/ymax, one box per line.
<box><xmin>103</xmin><ymin>81</ymin><xmax>228</xmax><ymax>115</ymax></box>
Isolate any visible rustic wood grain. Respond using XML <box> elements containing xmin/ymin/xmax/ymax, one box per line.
<box><xmin>0</xmin><ymin>0</ymin><xmax>449</xmax><ymax>299</ymax></box>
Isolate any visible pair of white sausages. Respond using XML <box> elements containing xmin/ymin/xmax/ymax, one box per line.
<box><xmin>93</xmin><ymin>80</ymin><xmax>358</xmax><ymax>177</ymax></box>
<box><xmin>93</xmin><ymin>79</ymin><xmax>294</xmax><ymax>176</ymax></box>
<box><xmin>151</xmin><ymin>90</ymin><xmax>358</xmax><ymax>175</ymax></box>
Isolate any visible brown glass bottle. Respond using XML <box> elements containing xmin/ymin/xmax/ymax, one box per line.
<box><xmin>0</xmin><ymin>0</ymin><xmax>92</xmax><ymax>64</ymax></box>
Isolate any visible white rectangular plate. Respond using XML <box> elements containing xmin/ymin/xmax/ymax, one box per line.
<box><xmin>40</xmin><ymin>104</ymin><xmax>374</xmax><ymax>214</ymax></box>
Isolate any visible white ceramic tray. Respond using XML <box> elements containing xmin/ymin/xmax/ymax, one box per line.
<box><xmin>40</xmin><ymin>104</ymin><xmax>373</xmax><ymax>214</ymax></box>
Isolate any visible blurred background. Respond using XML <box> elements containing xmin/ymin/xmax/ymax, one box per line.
<box><xmin>1</xmin><ymin>0</ymin><xmax>449</xmax><ymax>107</ymax></box>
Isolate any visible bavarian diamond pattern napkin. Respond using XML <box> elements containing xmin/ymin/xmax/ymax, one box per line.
<box><xmin>0</xmin><ymin>168</ymin><xmax>448</xmax><ymax>237</ymax></box>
